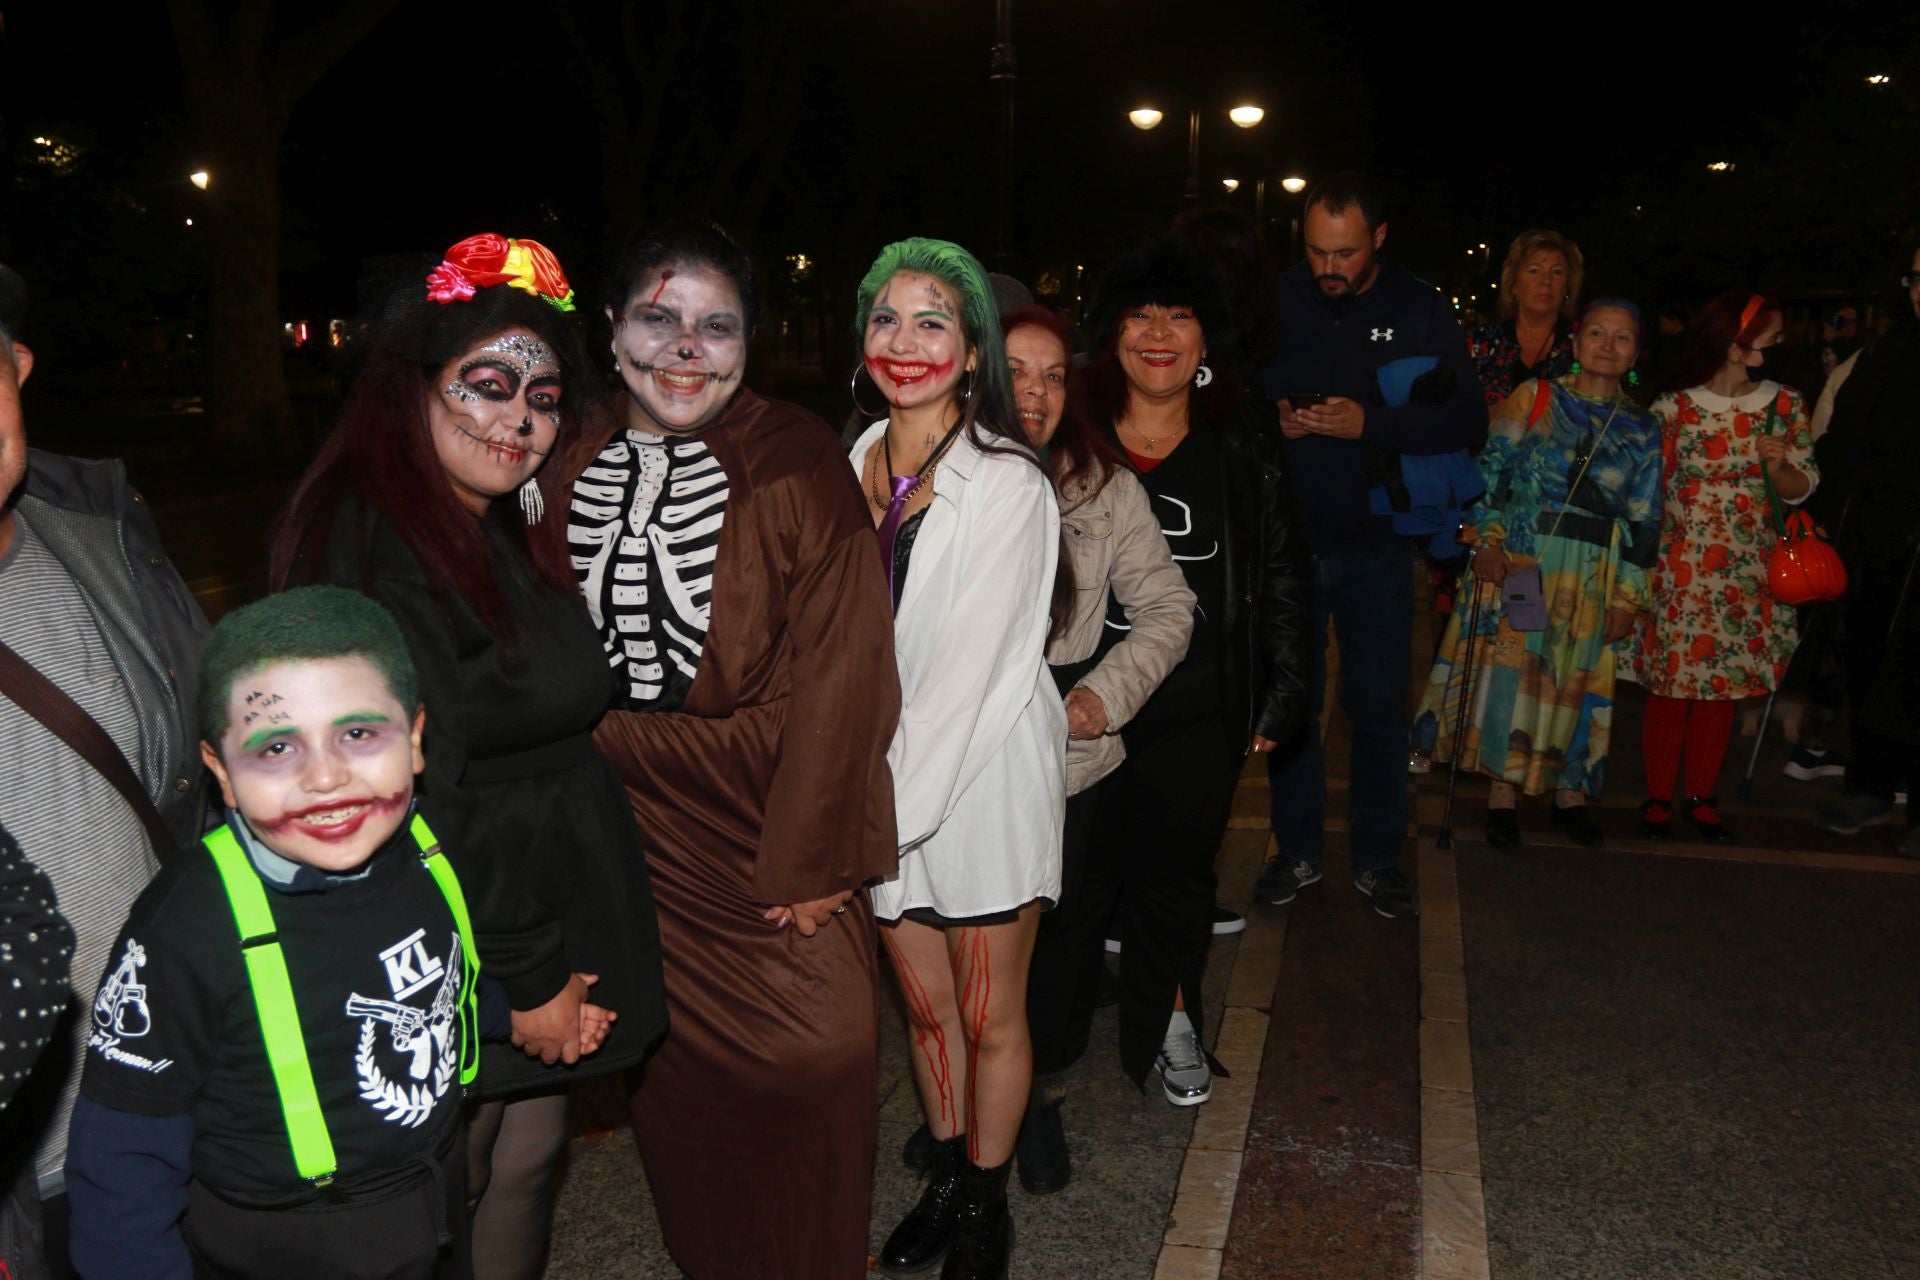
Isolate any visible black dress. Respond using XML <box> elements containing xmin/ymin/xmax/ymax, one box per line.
<box><xmin>318</xmin><ymin>507</ymin><xmax>667</xmax><ymax>1096</ymax></box>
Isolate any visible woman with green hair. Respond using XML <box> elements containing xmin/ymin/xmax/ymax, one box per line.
<box><xmin>849</xmin><ymin>238</ymin><xmax>1065</xmax><ymax>1280</ymax></box>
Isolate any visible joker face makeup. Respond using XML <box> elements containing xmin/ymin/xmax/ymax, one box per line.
<box><xmin>426</xmin><ymin>327</ymin><xmax>562</xmax><ymax>517</ymax></box>
<box><xmin>609</xmin><ymin>262</ymin><xmax>746</xmax><ymax>434</ymax></box>
<box><xmin>201</xmin><ymin>656</ymin><xmax>426</xmax><ymax>874</ymax></box>
<box><xmin>862</xmin><ymin>271</ymin><xmax>976</xmax><ymax>414</ymax></box>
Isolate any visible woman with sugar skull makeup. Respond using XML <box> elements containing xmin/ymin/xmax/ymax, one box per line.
<box><xmin>272</xmin><ymin>234</ymin><xmax>667</xmax><ymax>1280</ymax></box>
<box><xmin>560</xmin><ymin>220</ymin><xmax>900</xmax><ymax>1280</ymax></box>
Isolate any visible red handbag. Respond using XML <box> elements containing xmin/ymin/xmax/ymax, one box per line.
<box><xmin>1758</xmin><ymin>416</ymin><xmax>1846</xmax><ymax>605</ymax></box>
<box><xmin>1768</xmin><ymin>509</ymin><xmax>1848</xmax><ymax>604</ymax></box>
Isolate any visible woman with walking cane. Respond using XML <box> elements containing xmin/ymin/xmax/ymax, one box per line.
<box><xmin>1415</xmin><ymin>301</ymin><xmax>1662</xmax><ymax>848</ymax></box>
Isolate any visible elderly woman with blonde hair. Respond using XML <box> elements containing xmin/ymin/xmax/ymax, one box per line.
<box><xmin>1469</xmin><ymin>229</ymin><xmax>1586</xmax><ymax>406</ymax></box>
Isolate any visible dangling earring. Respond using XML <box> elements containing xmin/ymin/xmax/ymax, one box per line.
<box><xmin>1194</xmin><ymin>361</ymin><xmax>1214</xmax><ymax>389</ymax></box>
<box><xmin>849</xmin><ymin>364</ymin><xmax>889</xmax><ymax>418</ymax></box>
<box><xmin>1569</xmin><ymin>360</ymin><xmax>1582</xmax><ymax>376</ymax></box>
<box><xmin>519</xmin><ymin>477</ymin><xmax>545</xmax><ymax>525</ymax></box>
<box><xmin>1627</xmin><ymin>369</ymin><xmax>1641</xmax><ymax>387</ymax></box>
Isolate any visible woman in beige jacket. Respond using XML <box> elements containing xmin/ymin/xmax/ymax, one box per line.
<box><xmin>1006</xmin><ymin>305</ymin><xmax>1195</xmax><ymax>1189</ymax></box>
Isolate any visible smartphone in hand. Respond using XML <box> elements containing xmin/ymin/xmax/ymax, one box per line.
<box><xmin>1288</xmin><ymin>393</ymin><xmax>1329</xmax><ymax>409</ymax></box>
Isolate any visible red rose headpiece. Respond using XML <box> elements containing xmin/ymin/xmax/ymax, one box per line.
<box><xmin>425</xmin><ymin>233</ymin><xmax>576</xmax><ymax>312</ymax></box>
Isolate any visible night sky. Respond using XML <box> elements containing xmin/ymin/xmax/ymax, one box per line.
<box><xmin>5</xmin><ymin>1</ymin><xmax>1918</xmax><ymax>329</ymax></box>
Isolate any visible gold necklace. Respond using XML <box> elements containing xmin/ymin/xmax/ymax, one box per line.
<box><xmin>1123</xmin><ymin>418</ymin><xmax>1186</xmax><ymax>454</ymax></box>
<box><xmin>868</xmin><ymin>426</ymin><xmax>959</xmax><ymax>510</ymax></box>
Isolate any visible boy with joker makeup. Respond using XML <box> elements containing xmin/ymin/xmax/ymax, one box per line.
<box><xmin>62</xmin><ymin>587</ymin><xmax>603</xmax><ymax>1279</ymax></box>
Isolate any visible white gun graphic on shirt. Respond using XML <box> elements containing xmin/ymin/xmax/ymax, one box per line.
<box><xmin>345</xmin><ymin>935</ymin><xmax>461</xmax><ymax>1081</ymax></box>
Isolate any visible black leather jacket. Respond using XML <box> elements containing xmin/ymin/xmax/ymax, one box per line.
<box><xmin>1217</xmin><ymin>404</ymin><xmax>1312</xmax><ymax>753</ymax></box>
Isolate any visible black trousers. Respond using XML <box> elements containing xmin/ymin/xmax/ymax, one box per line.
<box><xmin>1082</xmin><ymin>709</ymin><xmax>1240</xmax><ymax>1088</ymax></box>
<box><xmin>1025</xmin><ymin>774</ymin><xmax>1116</xmax><ymax>1077</ymax></box>
<box><xmin>185</xmin><ymin>1126</ymin><xmax>471</xmax><ymax>1280</ymax></box>
<box><xmin>1842</xmin><ymin>547</ymin><xmax>1920</xmax><ymax>823</ymax></box>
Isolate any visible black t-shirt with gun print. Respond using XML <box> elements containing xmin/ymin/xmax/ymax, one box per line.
<box><xmin>80</xmin><ymin>821</ymin><xmax>469</xmax><ymax>1201</ymax></box>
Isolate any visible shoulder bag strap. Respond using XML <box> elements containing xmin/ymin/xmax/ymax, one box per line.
<box><xmin>0</xmin><ymin>638</ymin><xmax>173</xmax><ymax>859</ymax></box>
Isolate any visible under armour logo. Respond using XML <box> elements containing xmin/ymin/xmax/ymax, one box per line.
<box><xmin>1370</xmin><ymin>328</ymin><xmax>1395</xmax><ymax>342</ymax></box>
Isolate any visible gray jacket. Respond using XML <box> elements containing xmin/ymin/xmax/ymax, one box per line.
<box><xmin>17</xmin><ymin>449</ymin><xmax>208</xmax><ymax>843</ymax></box>
<box><xmin>1047</xmin><ymin>467</ymin><xmax>1195</xmax><ymax>795</ymax></box>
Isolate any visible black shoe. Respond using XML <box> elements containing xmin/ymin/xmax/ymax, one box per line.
<box><xmin>1210</xmin><ymin>905</ymin><xmax>1246</xmax><ymax>936</ymax></box>
<box><xmin>1485</xmin><ymin>807</ymin><xmax>1520</xmax><ymax>848</ymax></box>
<box><xmin>1014</xmin><ymin>1099</ymin><xmax>1070</xmax><ymax>1194</ymax></box>
<box><xmin>1253</xmin><ymin>855</ymin><xmax>1322</xmax><ymax>905</ymax></box>
<box><xmin>1354</xmin><ymin>867</ymin><xmax>1418</xmax><ymax>919</ymax></box>
<box><xmin>1550</xmin><ymin>801</ymin><xmax>1604</xmax><ymax>847</ymax></box>
<box><xmin>941</xmin><ymin>1157</ymin><xmax>1014</xmax><ymax>1280</ymax></box>
<box><xmin>881</xmin><ymin>1133</ymin><xmax>967</xmax><ymax>1276</ymax></box>
<box><xmin>1685</xmin><ymin>796</ymin><xmax>1733</xmax><ymax>843</ymax></box>
<box><xmin>1638</xmin><ymin>799</ymin><xmax>1672</xmax><ymax>839</ymax></box>
<box><xmin>903</xmin><ymin>1122</ymin><xmax>935</xmax><ymax>1175</ymax></box>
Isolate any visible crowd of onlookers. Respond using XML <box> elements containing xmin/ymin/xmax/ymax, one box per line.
<box><xmin>2</xmin><ymin>169</ymin><xmax>1915</xmax><ymax>1280</ymax></box>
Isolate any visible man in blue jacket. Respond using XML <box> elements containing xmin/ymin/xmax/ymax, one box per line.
<box><xmin>1252</xmin><ymin>174</ymin><xmax>1488</xmax><ymax>919</ymax></box>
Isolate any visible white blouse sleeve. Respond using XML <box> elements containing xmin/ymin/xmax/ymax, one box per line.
<box><xmin>890</xmin><ymin>459</ymin><xmax>1059</xmax><ymax>850</ymax></box>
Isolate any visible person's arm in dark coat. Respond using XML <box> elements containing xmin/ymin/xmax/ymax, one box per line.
<box><xmin>1252</xmin><ymin>451</ymin><xmax>1313</xmax><ymax>744</ymax></box>
<box><xmin>0</xmin><ymin>825</ymin><xmax>72</xmax><ymax>1109</ymax></box>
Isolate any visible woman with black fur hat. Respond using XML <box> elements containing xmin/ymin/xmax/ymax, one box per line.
<box><xmin>1075</xmin><ymin>240</ymin><xmax>1311</xmax><ymax>1106</ymax></box>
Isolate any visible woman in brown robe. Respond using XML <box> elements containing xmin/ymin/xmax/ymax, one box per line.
<box><xmin>562</xmin><ymin>220</ymin><xmax>899</xmax><ymax>1279</ymax></box>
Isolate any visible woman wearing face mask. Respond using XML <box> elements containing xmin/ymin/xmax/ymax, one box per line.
<box><xmin>1001</xmin><ymin>306</ymin><xmax>1194</xmax><ymax>1190</ymax></box>
<box><xmin>1078</xmin><ymin>240</ymin><xmax>1309</xmax><ymax>1110</ymax></box>
<box><xmin>272</xmin><ymin>234</ymin><xmax>668</xmax><ymax>1280</ymax></box>
<box><xmin>1468</xmin><ymin>231</ymin><xmax>1584</xmax><ymax>407</ymax></box>
<box><xmin>561</xmin><ymin>221</ymin><xmax>899</xmax><ymax>1280</ymax></box>
<box><xmin>1413</xmin><ymin>301</ymin><xmax>1662</xmax><ymax>847</ymax></box>
<box><xmin>1631</xmin><ymin>292</ymin><xmax>1816</xmax><ymax>841</ymax></box>
<box><xmin>848</xmin><ymin>239</ymin><xmax>1064</xmax><ymax>1280</ymax></box>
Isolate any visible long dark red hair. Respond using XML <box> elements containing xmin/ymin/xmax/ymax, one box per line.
<box><xmin>1664</xmin><ymin>290</ymin><xmax>1780</xmax><ymax>394</ymax></box>
<box><xmin>270</xmin><ymin>278</ymin><xmax>598</xmax><ymax>636</ymax></box>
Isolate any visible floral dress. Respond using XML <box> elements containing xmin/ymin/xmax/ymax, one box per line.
<box><xmin>1414</xmin><ymin>379</ymin><xmax>1662</xmax><ymax>796</ymax></box>
<box><xmin>1469</xmin><ymin>318</ymin><xmax>1575</xmax><ymax>408</ymax></box>
<box><xmin>1631</xmin><ymin>382</ymin><xmax>1817</xmax><ymax>700</ymax></box>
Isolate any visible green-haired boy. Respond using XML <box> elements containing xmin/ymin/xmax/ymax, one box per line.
<box><xmin>62</xmin><ymin>586</ymin><xmax>585</xmax><ymax>1277</ymax></box>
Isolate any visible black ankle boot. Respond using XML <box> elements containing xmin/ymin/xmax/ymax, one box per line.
<box><xmin>941</xmin><ymin>1156</ymin><xmax>1014</xmax><ymax>1280</ymax></box>
<box><xmin>1014</xmin><ymin>1099</ymin><xmax>1070</xmax><ymax>1194</ymax></box>
<box><xmin>881</xmin><ymin>1133</ymin><xmax>966</xmax><ymax>1276</ymax></box>
<box><xmin>903</xmin><ymin>1122</ymin><xmax>935</xmax><ymax>1174</ymax></box>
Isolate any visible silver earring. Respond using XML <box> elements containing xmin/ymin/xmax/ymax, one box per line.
<box><xmin>518</xmin><ymin>477</ymin><xmax>545</xmax><ymax>524</ymax></box>
<box><xmin>1194</xmin><ymin>361</ymin><xmax>1214</xmax><ymax>389</ymax></box>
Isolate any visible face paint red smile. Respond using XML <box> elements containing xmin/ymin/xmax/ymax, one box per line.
<box><xmin>868</xmin><ymin>356</ymin><xmax>955</xmax><ymax>389</ymax></box>
<box><xmin>254</xmin><ymin>791</ymin><xmax>408</xmax><ymax>844</ymax></box>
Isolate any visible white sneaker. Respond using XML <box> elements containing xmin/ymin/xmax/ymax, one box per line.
<box><xmin>1156</xmin><ymin>1029</ymin><xmax>1212</xmax><ymax>1106</ymax></box>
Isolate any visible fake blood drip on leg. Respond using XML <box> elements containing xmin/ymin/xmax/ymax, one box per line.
<box><xmin>882</xmin><ymin>931</ymin><xmax>959</xmax><ymax>1133</ymax></box>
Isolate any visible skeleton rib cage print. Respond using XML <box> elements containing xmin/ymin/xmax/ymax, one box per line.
<box><xmin>570</xmin><ymin>430</ymin><xmax>728</xmax><ymax>711</ymax></box>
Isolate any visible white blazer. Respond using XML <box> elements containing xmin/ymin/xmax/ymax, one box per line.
<box><xmin>851</xmin><ymin>421</ymin><xmax>1067</xmax><ymax>920</ymax></box>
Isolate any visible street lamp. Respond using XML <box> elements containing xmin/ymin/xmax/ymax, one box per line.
<box><xmin>1707</xmin><ymin>160</ymin><xmax>1735</xmax><ymax>172</ymax></box>
<box><xmin>1280</xmin><ymin>175</ymin><xmax>1307</xmax><ymax>194</ymax></box>
<box><xmin>1221</xmin><ymin>178</ymin><xmax>1240</xmax><ymax>193</ymax></box>
<box><xmin>189</xmin><ymin>170</ymin><xmax>210</xmax><ymax>190</ymax></box>
<box><xmin>1128</xmin><ymin>102</ymin><xmax>1265</xmax><ymax>203</ymax></box>
<box><xmin>1867</xmin><ymin>74</ymin><xmax>1891</xmax><ymax>85</ymax></box>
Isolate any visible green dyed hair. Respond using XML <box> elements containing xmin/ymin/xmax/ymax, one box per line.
<box><xmin>198</xmin><ymin>585</ymin><xmax>419</xmax><ymax>746</ymax></box>
<box><xmin>852</xmin><ymin>238</ymin><xmax>1027</xmax><ymax>458</ymax></box>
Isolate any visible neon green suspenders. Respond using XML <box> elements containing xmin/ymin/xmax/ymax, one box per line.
<box><xmin>204</xmin><ymin>814</ymin><xmax>480</xmax><ymax>1186</ymax></box>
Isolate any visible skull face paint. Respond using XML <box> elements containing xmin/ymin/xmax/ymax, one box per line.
<box><xmin>862</xmin><ymin>271</ymin><xmax>974</xmax><ymax>414</ymax></box>
<box><xmin>427</xmin><ymin>328</ymin><xmax>562</xmax><ymax>516</ymax></box>
<box><xmin>609</xmin><ymin>262</ymin><xmax>746</xmax><ymax>435</ymax></box>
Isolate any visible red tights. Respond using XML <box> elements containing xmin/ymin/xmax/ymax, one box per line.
<box><xmin>1641</xmin><ymin>694</ymin><xmax>1737</xmax><ymax>806</ymax></box>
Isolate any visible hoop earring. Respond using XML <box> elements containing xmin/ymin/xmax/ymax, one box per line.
<box><xmin>849</xmin><ymin>364</ymin><xmax>890</xmax><ymax>419</ymax></box>
<box><xmin>957</xmin><ymin>370</ymin><xmax>975</xmax><ymax>405</ymax></box>
<box><xmin>1194</xmin><ymin>361</ymin><xmax>1214</xmax><ymax>389</ymax></box>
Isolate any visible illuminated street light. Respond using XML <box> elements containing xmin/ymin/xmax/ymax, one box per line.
<box><xmin>1867</xmin><ymin>74</ymin><xmax>1891</xmax><ymax>85</ymax></box>
<box><xmin>1129</xmin><ymin>107</ymin><xmax>1165</xmax><ymax>130</ymax></box>
<box><xmin>1228</xmin><ymin>105</ymin><xmax>1265</xmax><ymax>128</ymax></box>
<box><xmin>1707</xmin><ymin>160</ymin><xmax>1735</xmax><ymax>172</ymax></box>
<box><xmin>1221</xmin><ymin>178</ymin><xmax>1240</xmax><ymax>193</ymax></box>
<box><xmin>1280</xmin><ymin>175</ymin><xmax>1307</xmax><ymax>194</ymax></box>
<box><xmin>189</xmin><ymin>170</ymin><xmax>210</xmax><ymax>189</ymax></box>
